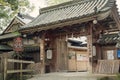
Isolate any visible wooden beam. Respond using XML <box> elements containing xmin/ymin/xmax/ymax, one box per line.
<box><xmin>7</xmin><ymin>70</ymin><xmax>33</xmax><ymax>74</ymax></box>
<box><xmin>7</xmin><ymin>59</ymin><xmax>34</xmax><ymax>64</ymax></box>
<box><xmin>20</xmin><ymin>62</ymin><xmax>23</xmax><ymax>80</ymax></box>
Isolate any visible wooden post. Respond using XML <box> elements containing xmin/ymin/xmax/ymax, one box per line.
<box><xmin>20</xmin><ymin>62</ymin><xmax>23</xmax><ymax>80</ymax></box>
<box><xmin>87</xmin><ymin>23</ymin><xmax>93</xmax><ymax>73</ymax></box>
<box><xmin>56</xmin><ymin>38</ymin><xmax>59</xmax><ymax>71</ymax></box>
<box><xmin>30</xmin><ymin>63</ymin><xmax>33</xmax><ymax>77</ymax></box>
<box><xmin>1</xmin><ymin>56</ymin><xmax>4</xmax><ymax>80</ymax></box>
<box><xmin>90</xmin><ymin>23</ymin><xmax>93</xmax><ymax>73</ymax></box>
<box><xmin>4</xmin><ymin>57</ymin><xmax>7</xmax><ymax>80</ymax></box>
<box><xmin>40</xmin><ymin>33</ymin><xmax>45</xmax><ymax>74</ymax></box>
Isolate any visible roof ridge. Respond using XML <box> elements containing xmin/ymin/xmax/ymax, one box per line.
<box><xmin>40</xmin><ymin>0</ymin><xmax>94</xmax><ymax>14</ymax></box>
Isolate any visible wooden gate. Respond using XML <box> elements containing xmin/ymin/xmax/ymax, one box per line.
<box><xmin>68</xmin><ymin>48</ymin><xmax>88</xmax><ymax>72</ymax></box>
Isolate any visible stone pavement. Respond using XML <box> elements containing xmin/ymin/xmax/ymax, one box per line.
<box><xmin>27</xmin><ymin>72</ymin><xmax>99</xmax><ymax>80</ymax></box>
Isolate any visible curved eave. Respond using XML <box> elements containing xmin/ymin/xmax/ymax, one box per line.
<box><xmin>20</xmin><ymin>10</ymin><xmax>111</xmax><ymax>33</ymax></box>
<box><xmin>111</xmin><ymin>5</ymin><xmax>120</xmax><ymax>30</ymax></box>
<box><xmin>0</xmin><ymin>32</ymin><xmax>21</xmax><ymax>40</ymax></box>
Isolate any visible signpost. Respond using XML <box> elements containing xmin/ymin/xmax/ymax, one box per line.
<box><xmin>13</xmin><ymin>37</ymin><xmax>23</xmax><ymax>80</ymax></box>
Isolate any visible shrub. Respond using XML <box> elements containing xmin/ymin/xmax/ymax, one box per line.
<box><xmin>98</xmin><ymin>77</ymin><xmax>113</xmax><ymax>80</ymax></box>
<box><xmin>115</xmin><ymin>74</ymin><xmax>120</xmax><ymax>80</ymax></box>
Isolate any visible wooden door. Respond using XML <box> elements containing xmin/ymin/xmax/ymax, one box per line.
<box><xmin>56</xmin><ymin>38</ymin><xmax>68</xmax><ymax>71</ymax></box>
<box><xmin>68</xmin><ymin>51</ymin><xmax>76</xmax><ymax>71</ymax></box>
<box><xmin>68</xmin><ymin>50</ymin><xmax>88</xmax><ymax>72</ymax></box>
<box><xmin>76</xmin><ymin>52</ymin><xmax>88</xmax><ymax>71</ymax></box>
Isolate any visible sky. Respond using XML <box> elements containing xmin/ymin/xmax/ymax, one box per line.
<box><xmin>116</xmin><ymin>0</ymin><xmax>120</xmax><ymax>13</ymax></box>
<box><xmin>28</xmin><ymin>0</ymin><xmax>47</xmax><ymax>17</ymax></box>
<box><xmin>29</xmin><ymin>0</ymin><xmax>120</xmax><ymax>17</ymax></box>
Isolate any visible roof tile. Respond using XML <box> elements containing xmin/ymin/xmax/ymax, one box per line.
<box><xmin>21</xmin><ymin>0</ymin><xmax>115</xmax><ymax>30</ymax></box>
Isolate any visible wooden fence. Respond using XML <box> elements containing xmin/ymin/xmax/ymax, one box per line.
<box><xmin>3</xmin><ymin>58</ymin><xmax>35</xmax><ymax>80</ymax></box>
<box><xmin>96</xmin><ymin>60</ymin><xmax>120</xmax><ymax>74</ymax></box>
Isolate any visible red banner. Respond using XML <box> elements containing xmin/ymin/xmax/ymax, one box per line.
<box><xmin>13</xmin><ymin>37</ymin><xmax>23</xmax><ymax>52</ymax></box>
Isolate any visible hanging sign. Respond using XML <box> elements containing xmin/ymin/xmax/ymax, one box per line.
<box><xmin>13</xmin><ymin>37</ymin><xmax>24</xmax><ymax>52</ymax></box>
<box><xmin>46</xmin><ymin>49</ymin><xmax>52</xmax><ymax>59</ymax></box>
<box><xmin>107</xmin><ymin>50</ymin><xmax>114</xmax><ymax>60</ymax></box>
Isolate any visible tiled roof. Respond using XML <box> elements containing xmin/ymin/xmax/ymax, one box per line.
<box><xmin>21</xmin><ymin>0</ymin><xmax>115</xmax><ymax>31</ymax></box>
<box><xmin>0</xmin><ymin>44</ymin><xmax>12</xmax><ymax>51</ymax></box>
<box><xmin>0</xmin><ymin>32</ymin><xmax>21</xmax><ymax>40</ymax></box>
<box><xmin>16</xmin><ymin>16</ymin><xmax>32</xmax><ymax>24</ymax></box>
<box><xmin>2</xmin><ymin>14</ymin><xmax>34</xmax><ymax>34</ymax></box>
<box><xmin>98</xmin><ymin>33</ymin><xmax>119</xmax><ymax>44</ymax></box>
<box><xmin>17</xmin><ymin>13</ymin><xmax>34</xmax><ymax>24</ymax></box>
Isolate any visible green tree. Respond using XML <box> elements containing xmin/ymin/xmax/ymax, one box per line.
<box><xmin>0</xmin><ymin>0</ymin><xmax>34</xmax><ymax>32</ymax></box>
<box><xmin>46</xmin><ymin>0</ymin><xmax>72</xmax><ymax>6</ymax></box>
